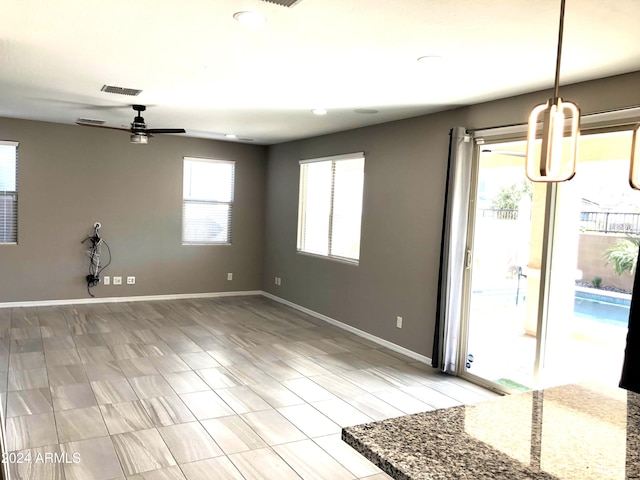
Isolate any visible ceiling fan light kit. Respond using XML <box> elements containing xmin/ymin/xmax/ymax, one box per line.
<box><xmin>130</xmin><ymin>134</ymin><xmax>148</xmax><ymax>145</ymax></box>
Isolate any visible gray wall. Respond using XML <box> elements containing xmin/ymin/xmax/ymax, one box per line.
<box><xmin>262</xmin><ymin>71</ymin><xmax>640</xmax><ymax>358</ymax></box>
<box><xmin>3</xmin><ymin>71</ymin><xmax>640</xmax><ymax>359</ymax></box>
<box><xmin>0</xmin><ymin>118</ymin><xmax>266</xmax><ymax>302</ymax></box>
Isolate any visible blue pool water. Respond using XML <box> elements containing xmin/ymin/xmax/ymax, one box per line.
<box><xmin>574</xmin><ymin>296</ymin><xmax>629</xmax><ymax>327</ymax></box>
<box><xmin>473</xmin><ymin>288</ymin><xmax>630</xmax><ymax>327</ymax></box>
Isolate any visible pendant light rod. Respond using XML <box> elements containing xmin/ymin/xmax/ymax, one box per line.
<box><xmin>553</xmin><ymin>0</ymin><xmax>566</xmax><ymax>103</ymax></box>
<box><xmin>525</xmin><ymin>0</ymin><xmax>579</xmax><ymax>183</ymax></box>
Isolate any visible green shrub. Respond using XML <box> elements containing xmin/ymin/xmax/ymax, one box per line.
<box><xmin>605</xmin><ymin>236</ymin><xmax>640</xmax><ymax>276</ymax></box>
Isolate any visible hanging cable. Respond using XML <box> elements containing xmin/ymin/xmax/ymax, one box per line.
<box><xmin>81</xmin><ymin>222</ymin><xmax>111</xmax><ymax>297</ymax></box>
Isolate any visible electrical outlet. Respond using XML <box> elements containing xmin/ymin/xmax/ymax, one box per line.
<box><xmin>278</xmin><ymin>277</ymin><xmax>282</xmax><ymax>286</ymax></box>
<box><xmin>103</xmin><ymin>276</ymin><xmax>110</xmax><ymax>285</ymax></box>
<box><xmin>396</xmin><ymin>316</ymin><xmax>403</xmax><ymax>328</ymax></box>
<box><xmin>227</xmin><ymin>273</ymin><xmax>233</xmax><ymax>281</ymax></box>
<box><xmin>126</xmin><ymin>276</ymin><xmax>135</xmax><ymax>285</ymax></box>
<box><xmin>113</xmin><ymin>276</ymin><xmax>122</xmax><ymax>285</ymax></box>
<box><xmin>274</xmin><ymin>276</ymin><xmax>278</xmax><ymax>285</ymax></box>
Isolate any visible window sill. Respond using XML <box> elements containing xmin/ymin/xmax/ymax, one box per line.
<box><xmin>182</xmin><ymin>242</ymin><xmax>232</xmax><ymax>246</ymax></box>
<box><xmin>296</xmin><ymin>250</ymin><xmax>359</xmax><ymax>266</ymax></box>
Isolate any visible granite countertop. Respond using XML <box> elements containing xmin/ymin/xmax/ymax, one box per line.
<box><xmin>342</xmin><ymin>383</ymin><xmax>640</xmax><ymax>479</ymax></box>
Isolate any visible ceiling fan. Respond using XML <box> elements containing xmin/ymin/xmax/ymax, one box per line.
<box><xmin>76</xmin><ymin>104</ymin><xmax>186</xmax><ymax>144</ymax></box>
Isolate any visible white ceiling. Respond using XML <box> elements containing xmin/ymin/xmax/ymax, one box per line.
<box><xmin>1</xmin><ymin>0</ymin><xmax>639</xmax><ymax>145</ymax></box>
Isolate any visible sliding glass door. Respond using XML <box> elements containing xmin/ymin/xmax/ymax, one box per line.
<box><xmin>461</xmin><ymin>130</ymin><xmax>637</xmax><ymax>392</ymax></box>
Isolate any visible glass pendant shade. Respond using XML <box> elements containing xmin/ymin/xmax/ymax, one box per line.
<box><xmin>526</xmin><ymin>97</ymin><xmax>580</xmax><ymax>182</ymax></box>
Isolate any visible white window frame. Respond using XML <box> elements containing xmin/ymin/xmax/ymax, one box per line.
<box><xmin>297</xmin><ymin>152</ymin><xmax>365</xmax><ymax>264</ymax></box>
<box><xmin>182</xmin><ymin>157</ymin><xmax>235</xmax><ymax>245</ymax></box>
<box><xmin>0</xmin><ymin>141</ymin><xmax>18</xmax><ymax>245</ymax></box>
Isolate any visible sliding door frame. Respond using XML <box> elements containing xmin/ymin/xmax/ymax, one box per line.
<box><xmin>458</xmin><ymin>111</ymin><xmax>640</xmax><ymax>393</ymax></box>
<box><xmin>457</xmin><ymin>134</ymin><xmax>557</xmax><ymax>394</ymax></box>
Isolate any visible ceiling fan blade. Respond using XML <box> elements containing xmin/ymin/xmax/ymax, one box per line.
<box><xmin>145</xmin><ymin>128</ymin><xmax>186</xmax><ymax>134</ymax></box>
<box><xmin>75</xmin><ymin>122</ymin><xmax>131</xmax><ymax>132</ymax></box>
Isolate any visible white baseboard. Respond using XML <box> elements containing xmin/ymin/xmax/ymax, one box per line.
<box><xmin>261</xmin><ymin>291</ymin><xmax>432</xmax><ymax>366</ymax></box>
<box><xmin>0</xmin><ymin>290</ymin><xmax>263</xmax><ymax>309</ymax></box>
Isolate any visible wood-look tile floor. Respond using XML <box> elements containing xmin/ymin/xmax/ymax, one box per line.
<box><xmin>0</xmin><ymin>296</ymin><xmax>498</xmax><ymax>479</ymax></box>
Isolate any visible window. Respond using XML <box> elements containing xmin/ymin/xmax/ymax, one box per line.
<box><xmin>182</xmin><ymin>157</ymin><xmax>235</xmax><ymax>244</ymax></box>
<box><xmin>297</xmin><ymin>152</ymin><xmax>365</xmax><ymax>263</ymax></box>
<box><xmin>0</xmin><ymin>141</ymin><xmax>18</xmax><ymax>244</ymax></box>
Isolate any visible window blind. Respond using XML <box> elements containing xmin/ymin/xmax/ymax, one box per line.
<box><xmin>0</xmin><ymin>142</ymin><xmax>18</xmax><ymax>244</ymax></box>
<box><xmin>297</xmin><ymin>152</ymin><xmax>365</xmax><ymax>263</ymax></box>
<box><xmin>182</xmin><ymin>157</ymin><xmax>235</xmax><ymax>244</ymax></box>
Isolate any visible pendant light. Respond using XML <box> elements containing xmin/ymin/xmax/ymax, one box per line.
<box><xmin>630</xmin><ymin>125</ymin><xmax>640</xmax><ymax>189</ymax></box>
<box><xmin>526</xmin><ymin>0</ymin><xmax>580</xmax><ymax>182</ymax></box>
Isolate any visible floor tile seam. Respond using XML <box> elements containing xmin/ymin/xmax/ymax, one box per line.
<box><xmin>93</xmin><ymin>378</ymin><xmax>142</xmax><ymax>412</ymax></box>
<box><xmin>175</xmin><ymin>455</ymin><xmax>249</xmax><ymax>480</ymax></box>
<box><xmin>196</xmin><ymin>379</ymin><xmax>265</xmax><ymax>419</ymax></box>
<box><xmin>395</xmin><ymin>386</ymin><xmax>457</xmax><ymax>410</ymax></box>
<box><xmin>275</xmin><ymin>399</ymin><xmax>343</xmax><ymax>437</ymax></box>
<box><xmin>357</xmin><ymin>365</ymin><xmax>417</xmax><ymax>390</ymax></box>
<box><xmin>6</xmin><ymin>386</ymin><xmax>54</xmax><ymax>419</ymax></box>
<box><xmin>244</xmin><ymin>381</ymin><xmax>304</xmax><ymax>411</ymax></box>
<box><xmin>237</xmin><ymin>407</ymin><xmax>310</xmax><ymax>449</ymax></box>
<box><xmin>201</xmin><ymin>412</ymin><xmax>273</xmax><ymax>456</ymax></box>
<box><xmin>175</xmin><ymin>350</ymin><xmax>222</xmax><ymax>370</ymax></box>
<box><xmin>411</xmin><ymin>377</ymin><xmax>483</xmax><ymax>403</ymax></box>
<box><xmin>233</xmin><ymin>443</ymin><xmax>306</xmax><ymax>480</ymax></box>
<box><xmin>284</xmin><ymin>372</ymin><xmax>343</xmax><ymax>403</ymax></box>
<box><xmin>363</xmin><ymin>363</ymin><xmax>427</xmax><ymax>383</ymax></box>
<box><xmin>307</xmin><ymin>395</ymin><xmax>376</xmax><ymax>428</ymax></box>
<box><xmin>89</xmin><ymin>364</ymin><xmax>169</xmax><ymax>438</ymax></box>
<box><xmin>7</xmin><ymin>432</ymin><xmax>61</xmax><ymax>455</ymax></box>
<box><xmin>73</xmin><ymin>351</ymin><xmax>128</xmax><ymax>409</ymax></box>
<box><xmin>331</xmin><ymin>368</ymin><xmax>395</xmax><ymax>392</ymax></box>
<box><xmin>224</xmin><ymin>361</ymin><xmax>281</xmax><ymax>387</ymax></box>
<box><xmin>155</xmin><ymin>420</ymin><xmax>227</xmax><ymax>466</ymax></box>
<box><xmin>270</xmin><ymin>438</ymin><xmax>357</xmax><ymax>480</ymax></box>
<box><xmin>108</xmin><ymin>427</ymin><xmax>174</xmax><ymax>478</ymax></box>
<box><xmin>309</xmin><ymin>433</ymin><xmax>382</xmax><ymax>479</ymax></box>
<box><xmin>358</xmin><ymin>367</ymin><xmax>447</xmax><ymax>408</ymax></box>
<box><xmin>324</xmin><ymin>371</ymin><xmax>411</xmax><ymax>420</ymax></box>
<box><xmin>4</xmin><ymin>412</ymin><xmax>50</xmax><ymax>453</ymax></box>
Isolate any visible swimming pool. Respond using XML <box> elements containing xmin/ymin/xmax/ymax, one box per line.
<box><xmin>574</xmin><ymin>293</ymin><xmax>630</xmax><ymax>327</ymax></box>
<box><xmin>472</xmin><ymin>288</ymin><xmax>631</xmax><ymax>327</ymax></box>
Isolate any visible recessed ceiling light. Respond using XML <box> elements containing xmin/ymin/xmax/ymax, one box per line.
<box><xmin>417</xmin><ymin>55</ymin><xmax>443</xmax><ymax>66</ymax></box>
<box><xmin>354</xmin><ymin>109</ymin><xmax>379</xmax><ymax>114</ymax></box>
<box><xmin>311</xmin><ymin>108</ymin><xmax>327</xmax><ymax>115</ymax></box>
<box><xmin>225</xmin><ymin>134</ymin><xmax>237</xmax><ymax>139</ymax></box>
<box><xmin>233</xmin><ymin>11</ymin><xmax>266</xmax><ymax>28</ymax></box>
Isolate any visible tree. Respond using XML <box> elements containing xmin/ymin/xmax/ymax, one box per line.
<box><xmin>605</xmin><ymin>236</ymin><xmax>640</xmax><ymax>276</ymax></box>
<box><xmin>491</xmin><ymin>179</ymin><xmax>533</xmax><ymax>211</ymax></box>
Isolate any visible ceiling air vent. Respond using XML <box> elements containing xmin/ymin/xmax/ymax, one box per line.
<box><xmin>259</xmin><ymin>0</ymin><xmax>303</xmax><ymax>7</ymax></box>
<box><xmin>100</xmin><ymin>85</ymin><xmax>142</xmax><ymax>96</ymax></box>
